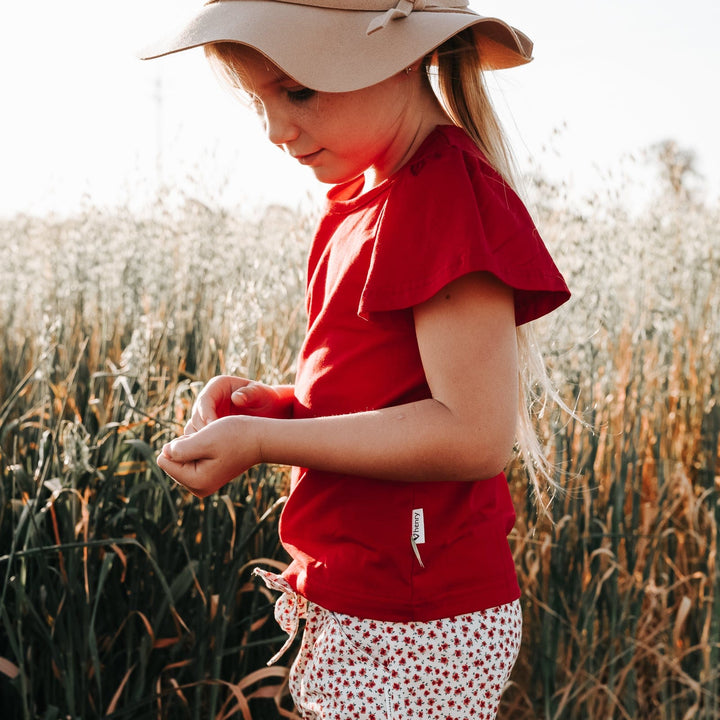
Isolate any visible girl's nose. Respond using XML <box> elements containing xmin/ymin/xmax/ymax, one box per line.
<box><xmin>263</xmin><ymin>105</ymin><xmax>300</xmax><ymax>148</ymax></box>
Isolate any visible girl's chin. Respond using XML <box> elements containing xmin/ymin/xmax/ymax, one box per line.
<box><xmin>309</xmin><ymin>166</ymin><xmax>366</xmax><ymax>187</ymax></box>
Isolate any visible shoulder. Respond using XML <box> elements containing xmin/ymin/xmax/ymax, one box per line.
<box><xmin>380</xmin><ymin>125</ymin><xmax>531</xmax><ymax>247</ymax></box>
<box><xmin>388</xmin><ymin>125</ymin><xmax>524</xmax><ymax>224</ymax></box>
<box><xmin>396</xmin><ymin>125</ymin><xmax>501</xmax><ymax>184</ymax></box>
<box><xmin>361</xmin><ymin>125</ymin><xmax>570</xmax><ymax>324</ymax></box>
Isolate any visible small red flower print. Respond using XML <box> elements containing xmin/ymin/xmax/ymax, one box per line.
<box><xmin>281</xmin><ymin>600</ymin><xmax>521</xmax><ymax>720</ymax></box>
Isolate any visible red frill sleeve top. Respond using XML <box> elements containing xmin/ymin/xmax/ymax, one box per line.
<box><xmin>279</xmin><ymin>125</ymin><xmax>570</xmax><ymax>621</ymax></box>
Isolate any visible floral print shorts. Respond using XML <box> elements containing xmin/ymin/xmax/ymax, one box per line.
<box><xmin>254</xmin><ymin>569</ymin><xmax>522</xmax><ymax>720</ymax></box>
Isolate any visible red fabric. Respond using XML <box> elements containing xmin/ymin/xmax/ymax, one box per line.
<box><xmin>279</xmin><ymin>125</ymin><xmax>570</xmax><ymax>622</ymax></box>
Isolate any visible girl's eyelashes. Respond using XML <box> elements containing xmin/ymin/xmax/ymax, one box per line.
<box><xmin>286</xmin><ymin>86</ymin><xmax>316</xmax><ymax>103</ymax></box>
<box><xmin>242</xmin><ymin>86</ymin><xmax>315</xmax><ymax>115</ymax></box>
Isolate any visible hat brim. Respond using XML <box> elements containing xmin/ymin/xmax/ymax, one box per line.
<box><xmin>138</xmin><ymin>2</ymin><xmax>532</xmax><ymax>92</ymax></box>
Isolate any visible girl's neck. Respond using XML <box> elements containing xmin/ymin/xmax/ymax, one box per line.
<box><xmin>362</xmin><ymin>122</ymin><xmax>427</xmax><ymax>191</ymax></box>
<box><xmin>362</xmin><ymin>84</ymin><xmax>452</xmax><ymax>193</ymax></box>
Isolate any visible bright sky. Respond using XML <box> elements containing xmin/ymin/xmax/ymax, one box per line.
<box><xmin>1</xmin><ymin>0</ymin><xmax>718</xmax><ymax>217</ymax></box>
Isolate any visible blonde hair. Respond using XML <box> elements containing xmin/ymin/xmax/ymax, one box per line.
<box><xmin>428</xmin><ymin>30</ymin><xmax>568</xmax><ymax>507</ymax></box>
<box><xmin>205</xmin><ymin>43</ymin><xmax>257</xmax><ymax>102</ymax></box>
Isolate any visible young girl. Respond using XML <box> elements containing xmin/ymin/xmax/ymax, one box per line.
<box><xmin>143</xmin><ymin>1</ymin><xmax>570</xmax><ymax>717</ymax></box>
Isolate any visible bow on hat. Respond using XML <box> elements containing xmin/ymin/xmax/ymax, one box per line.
<box><xmin>365</xmin><ymin>0</ymin><xmax>469</xmax><ymax>34</ymax></box>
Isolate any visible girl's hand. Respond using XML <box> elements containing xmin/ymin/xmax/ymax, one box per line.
<box><xmin>157</xmin><ymin>415</ymin><xmax>261</xmax><ymax>497</ymax></box>
<box><xmin>185</xmin><ymin>376</ymin><xmax>293</xmax><ymax>435</ymax></box>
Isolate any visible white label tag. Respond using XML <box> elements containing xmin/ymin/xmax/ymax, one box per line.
<box><xmin>411</xmin><ymin>508</ymin><xmax>425</xmax><ymax>545</ymax></box>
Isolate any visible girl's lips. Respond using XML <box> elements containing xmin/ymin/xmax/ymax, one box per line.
<box><xmin>295</xmin><ymin>149</ymin><xmax>323</xmax><ymax>165</ymax></box>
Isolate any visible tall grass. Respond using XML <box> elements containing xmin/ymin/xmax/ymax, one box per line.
<box><xmin>1</xmin><ymin>165</ymin><xmax>718</xmax><ymax>718</ymax></box>
<box><xmin>0</xmin><ymin>200</ymin><xmax>309</xmax><ymax>719</ymax></box>
<box><xmin>504</xmin><ymin>176</ymin><xmax>720</xmax><ymax>719</ymax></box>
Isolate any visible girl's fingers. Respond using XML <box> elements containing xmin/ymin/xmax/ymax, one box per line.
<box><xmin>232</xmin><ymin>382</ymin><xmax>259</xmax><ymax>407</ymax></box>
<box><xmin>232</xmin><ymin>382</ymin><xmax>280</xmax><ymax>413</ymax></box>
<box><xmin>159</xmin><ymin>440</ymin><xmax>177</xmax><ymax>461</ymax></box>
<box><xmin>161</xmin><ymin>434</ymin><xmax>200</xmax><ymax>464</ymax></box>
<box><xmin>189</xmin><ymin>392</ymin><xmax>224</xmax><ymax>430</ymax></box>
<box><xmin>231</xmin><ymin>388</ymin><xmax>249</xmax><ymax>406</ymax></box>
<box><xmin>156</xmin><ymin>449</ymin><xmax>177</xmax><ymax>475</ymax></box>
<box><xmin>195</xmin><ymin>400</ymin><xmax>218</xmax><ymax>425</ymax></box>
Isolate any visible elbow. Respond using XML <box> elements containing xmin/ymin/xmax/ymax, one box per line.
<box><xmin>459</xmin><ymin>447</ymin><xmax>513</xmax><ymax>482</ymax></box>
<box><xmin>447</xmin><ymin>419</ymin><xmax>517</xmax><ymax>482</ymax></box>
<box><xmin>417</xmin><ymin>399</ymin><xmax>517</xmax><ymax>482</ymax></box>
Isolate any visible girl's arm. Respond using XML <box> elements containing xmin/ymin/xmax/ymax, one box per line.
<box><xmin>158</xmin><ymin>272</ymin><xmax>518</xmax><ymax>496</ymax></box>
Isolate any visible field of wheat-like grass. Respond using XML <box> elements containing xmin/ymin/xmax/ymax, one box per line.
<box><xmin>0</xmin><ymin>170</ymin><xmax>718</xmax><ymax>719</ymax></box>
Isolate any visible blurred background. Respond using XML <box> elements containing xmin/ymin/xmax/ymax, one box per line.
<box><xmin>2</xmin><ymin>0</ymin><xmax>718</xmax><ymax>217</ymax></box>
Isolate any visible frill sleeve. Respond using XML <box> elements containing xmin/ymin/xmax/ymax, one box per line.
<box><xmin>358</xmin><ymin>141</ymin><xmax>570</xmax><ymax>326</ymax></box>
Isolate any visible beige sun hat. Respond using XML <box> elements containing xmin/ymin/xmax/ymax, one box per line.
<box><xmin>139</xmin><ymin>0</ymin><xmax>533</xmax><ymax>92</ymax></box>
